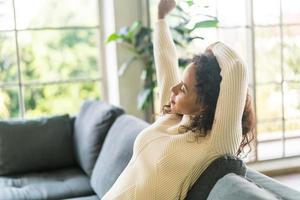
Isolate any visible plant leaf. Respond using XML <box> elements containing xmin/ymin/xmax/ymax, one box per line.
<box><xmin>175</xmin><ymin>5</ymin><xmax>189</xmax><ymax>16</ymax></box>
<box><xmin>191</xmin><ymin>19</ymin><xmax>219</xmax><ymax>31</ymax></box>
<box><xmin>134</xmin><ymin>27</ymin><xmax>152</xmax><ymax>48</ymax></box>
<box><xmin>140</xmin><ymin>66</ymin><xmax>155</xmax><ymax>81</ymax></box>
<box><xmin>186</xmin><ymin>0</ymin><xmax>193</xmax><ymax>6</ymax></box>
<box><xmin>118</xmin><ymin>26</ymin><xmax>133</xmax><ymax>43</ymax></box>
<box><xmin>118</xmin><ymin>57</ymin><xmax>137</xmax><ymax>76</ymax></box>
<box><xmin>187</xmin><ymin>36</ymin><xmax>204</xmax><ymax>42</ymax></box>
<box><xmin>137</xmin><ymin>88</ymin><xmax>152</xmax><ymax>110</ymax></box>
<box><xmin>129</xmin><ymin>21</ymin><xmax>141</xmax><ymax>32</ymax></box>
<box><xmin>128</xmin><ymin>21</ymin><xmax>142</xmax><ymax>39</ymax></box>
<box><xmin>137</xmin><ymin>42</ymin><xmax>153</xmax><ymax>54</ymax></box>
<box><xmin>173</xmin><ymin>26</ymin><xmax>190</xmax><ymax>34</ymax></box>
<box><xmin>173</xmin><ymin>39</ymin><xmax>184</xmax><ymax>47</ymax></box>
<box><xmin>106</xmin><ymin>33</ymin><xmax>121</xmax><ymax>43</ymax></box>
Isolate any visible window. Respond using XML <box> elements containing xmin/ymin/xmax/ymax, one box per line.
<box><xmin>253</xmin><ymin>0</ymin><xmax>300</xmax><ymax>161</ymax></box>
<box><xmin>0</xmin><ymin>0</ymin><xmax>102</xmax><ymax>119</ymax></box>
<box><xmin>149</xmin><ymin>0</ymin><xmax>300</xmax><ymax>161</ymax></box>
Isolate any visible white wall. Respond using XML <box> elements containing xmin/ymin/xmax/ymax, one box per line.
<box><xmin>99</xmin><ymin>0</ymin><xmax>150</xmax><ymax>120</ymax></box>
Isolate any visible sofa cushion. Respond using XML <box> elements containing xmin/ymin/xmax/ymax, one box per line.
<box><xmin>207</xmin><ymin>173</ymin><xmax>279</xmax><ymax>200</ymax></box>
<box><xmin>74</xmin><ymin>100</ymin><xmax>124</xmax><ymax>176</ymax></box>
<box><xmin>90</xmin><ymin>114</ymin><xmax>149</xmax><ymax>199</ymax></box>
<box><xmin>0</xmin><ymin>114</ymin><xmax>75</xmax><ymax>175</ymax></box>
<box><xmin>0</xmin><ymin>166</ymin><xmax>94</xmax><ymax>200</ymax></box>
<box><xmin>246</xmin><ymin>168</ymin><xmax>300</xmax><ymax>200</ymax></box>
<box><xmin>185</xmin><ymin>154</ymin><xmax>247</xmax><ymax>200</ymax></box>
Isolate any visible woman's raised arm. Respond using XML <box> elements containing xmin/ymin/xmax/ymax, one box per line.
<box><xmin>153</xmin><ymin>0</ymin><xmax>181</xmax><ymax>111</ymax></box>
<box><xmin>208</xmin><ymin>42</ymin><xmax>249</xmax><ymax>155</ymax></box>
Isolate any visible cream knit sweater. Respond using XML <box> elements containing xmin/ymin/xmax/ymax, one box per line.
<box><xmin>101</xmin><ymin>19</ymin><xmax>248</xmax><ymax>200</ymax></box>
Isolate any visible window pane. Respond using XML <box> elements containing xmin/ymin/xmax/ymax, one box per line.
<box><xmin>255</xmin><ymin>27</ymin><xmax>282</xmax><ymax>84</ymax></box>
<box><xmin>284</xmin><ymin>83</ymin><xmax>300</xmax><ymax>118</ymax></box>
<box><xmin>282</xmin><ymin>0</ymin><xmax>300</xmax><ymax>24</ymax></box>
<box><xmin>257</xmin><ymin>120</ymin><xmax>283</xmax><ymax>142</ymax></box>
<box><xmin>18</xmin><ymin>29</ymin><xmax>100</xmax><ymax>82</ymax></box>
<box><xmin>217</xmin><ymin>0</ymin><xmax>247</xmax><ymax>26</ymax></box>
<box><xmin>0</xmin><ymin>32</ymin><xmax>18</xmax><ymax>83</ymax></box>
<box><xmin>257</xmin><ymin>140</ymin><xmax>283</xmax><ymax>160</ymax></box>
<box><xmin>283</xmin><ymin>26</ymin><xmax>300</xmax><ymax>81</ymax></box>
<box><xmin>218</xmin><ymin>28</ymin><xmax>250</xmax><ymax>66</ymax></box>
<box><xmin>15</xmin><ymin>0</ymin><xmax>98</xmax><ymax>29</ymax></box>
<box><xmin>256</xmin><ymin>84</ymin><xmax>282</xmax><ymax>121</ymax></box>
<box><xmin>253</xmin><ymin>0</ymin><xmax>280</xmax><ymax>25</ymax></box>
<box><xmin>0</xmin><ymin>0</ymin><xmax>14</xmax><ymax>30</ymax></box>
<box><xmin>285</xmin><ymin>119</ymin><xmax>300</xmax><ymax>138</ymax></box>
<box><xmin>285</xmin><ymin>138</ymin><xmax>300</xmax><ymax>157</ymax></box>
<box><xmin>24</xmin><ymin>82</ymin><xmax>101</xmax><ymax>118</ymax></box>
<box><xmin>0</xmin><ymin>87</ymin><xmax>20</xmax><ymax>119</ymax></box>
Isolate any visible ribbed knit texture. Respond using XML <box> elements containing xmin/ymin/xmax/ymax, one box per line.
<box><xmin>101</xmin><ymin>19</ymin><xmax>248</xmax><ymax>200</ymax></box>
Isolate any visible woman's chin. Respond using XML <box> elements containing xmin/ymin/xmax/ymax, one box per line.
<box><xmin>170</xmin><ymin>104</ymin><xmax>176</xmax><ymax>113</ymax></box>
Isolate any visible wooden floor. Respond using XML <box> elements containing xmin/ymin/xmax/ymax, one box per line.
<box><xmin>272</xmin><ymin>173</ymin><xmax>300</xmax><ymax>191</ymax></box>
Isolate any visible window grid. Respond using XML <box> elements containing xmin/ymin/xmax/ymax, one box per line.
<box><xmin>214</xmin><ymin>0</ymin><xmax>300</xmax><ymax>162</ymax></box>
<box><xmin>0</xmin><ymin>77</ymin><xmax>103</xmax><ymax>88</ymax></box>
<box><xmin>279</xmin><ymin>0</ymin><xmax>286</xmax><ymax>158</ymax></box>
<box><xmin>248</xmin><ymin>0</ymin><xmax>259</xmax><ymax>162</ymax></box>
<box><xmin>250</xmin><ymin>0</ymin><xmax>300</xmax><ymax>161</ymax></box>
<box><xmin>0</xmin><ymin>25</ymin><xmax>100</xmax><ymax>33</ymax></box>
<box><xmin>258</xmin><ymin>134</ymin><xmax>300</xmax><ymax>144</ymax></box>
<box><xmin>12</xmin><ymin>0</ymin><xmax>24</xmax><ymax>118</ymax></box>
<box><xmin>0</xmin><ymin>0</ymin><xmax>103</xmax><ymax>119</ymax></box>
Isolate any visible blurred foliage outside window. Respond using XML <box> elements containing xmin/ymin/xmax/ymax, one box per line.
<box><xmin>0</xmin><ymin>0</ymin><xmax>101</xmax><ymax>119</ymax></box>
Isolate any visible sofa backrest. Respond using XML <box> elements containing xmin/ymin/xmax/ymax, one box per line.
<box><xmin>90</xmin><ymin>114</ymin><xmax>149</xmax><ymax>199</ymax></box>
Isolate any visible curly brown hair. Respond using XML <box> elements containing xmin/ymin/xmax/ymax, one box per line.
<box><xmin>160</xmin><ymin>50</ymin><xmax>256</xmax><ymax>157</ymax></box>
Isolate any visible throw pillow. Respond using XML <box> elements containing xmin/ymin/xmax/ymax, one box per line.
<box><xmin>0</xmin><ymin>114</ymin><xmax>75</xmax><ymax>175</ymax></box>
<box><xmin>73</xmin><ymin>100</ymin><xmax>124</xmax><ymax>176</ymax></box>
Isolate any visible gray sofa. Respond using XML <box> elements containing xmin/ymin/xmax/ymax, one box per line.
<box><xmin>0</xmin><ymin>100</ymin><xmax>299</xmax><ymax>200</ymax></box>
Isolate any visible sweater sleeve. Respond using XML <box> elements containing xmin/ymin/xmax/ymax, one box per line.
<box><xmin>208</xmin><ymin>42</ymin><xmax>248</xmax><ymax>155</ymax></box>
<box><xmin>153</xmin><ymin>19</ymin><xmax>181</xmax><ymax>111</ymax></box>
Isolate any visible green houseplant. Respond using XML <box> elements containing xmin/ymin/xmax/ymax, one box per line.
<box><xmin>106</xmin><ymin>0</ymin><xmax>218</xmax><ymax>119</ymax></box>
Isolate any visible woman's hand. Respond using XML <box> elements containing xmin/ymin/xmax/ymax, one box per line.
<box><xmin>158</xmin><ymin>0</ymin><xmax>176</xmax><ymax>19</ymax></box>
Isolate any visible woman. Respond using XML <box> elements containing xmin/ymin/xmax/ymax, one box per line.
<box><xmin>101</xmin><ymin>0</ymin><xmax>255</xmax><ymax>199</ymax></box>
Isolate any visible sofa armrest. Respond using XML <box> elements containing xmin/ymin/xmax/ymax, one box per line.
<box><xmin>207</xmin><ymin>173</ymin><xmax>279</xmax><ymax>200</ymax></box>
<box><xmin>246</xmin><ymin>167</ymin><xmax>300</xmax><ymax>200</ymax></box>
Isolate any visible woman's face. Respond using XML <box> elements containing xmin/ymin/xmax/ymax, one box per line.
<box><xmin>169</xmin><ymin>63</ymin><xmax>202</xmax><ymax>115</ymax></box>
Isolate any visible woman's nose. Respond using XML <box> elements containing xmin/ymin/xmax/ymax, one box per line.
<box><xmin>170</xmin><ymin>85</ymin><xmax>178</xmax><ymax>94</ymax></box>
